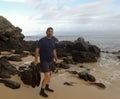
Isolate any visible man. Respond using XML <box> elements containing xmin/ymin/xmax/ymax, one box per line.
<box><xmin>34</xmin><ymin>27</ymin><xmax>58</xmax><ymax>98</ymax></box>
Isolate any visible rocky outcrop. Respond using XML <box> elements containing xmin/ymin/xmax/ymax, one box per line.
<box><xmin>56</xmin><ymin>37</ymin><xmax>100</xmax><ymax>63</ymax></box>
<box><xmin>73</xmin><ymin>37</ymin><xmax>100</xmax><ymax>63</ymax></box>
<box><xmin>0</xmin><ymin>16</ymin><xmax>28</xmax><ymax>51</ymax></box>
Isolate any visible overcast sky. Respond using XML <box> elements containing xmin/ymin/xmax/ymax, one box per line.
<box><xmin>0</xmin><ymin>0</ymin><xmax>120</xmax><ymax>36</ymax></box>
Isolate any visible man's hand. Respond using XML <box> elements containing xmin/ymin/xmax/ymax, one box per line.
<box><xmin>54</xmin><ymin>59</ymin><xmax>58</xmax><ymax>64</ymax></box>
<box><xmin>53</xmin><ymin>49</ymin><xmax>58</xmax><ymax>64</ymax></box>
<box><xmin>34</xmin><ymin>61</ymin><xmax>38</xmax><ymax>66</ymax></box>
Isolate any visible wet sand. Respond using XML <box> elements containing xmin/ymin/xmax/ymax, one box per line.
<box><xmin>0</xmin><ymin>54</ymin><xmax>120</xmax><ymax>99</ymax></box>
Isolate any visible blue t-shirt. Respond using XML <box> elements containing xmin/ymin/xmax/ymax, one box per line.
<box><xmin>37</xmin><ymin>37</ymin><xmax>56</xmax><ymax>62</ymax></box>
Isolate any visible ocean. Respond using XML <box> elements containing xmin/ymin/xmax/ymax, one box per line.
<box><xmin>25</xmin><ymin>33</ymin><xmax>120</xmax><ymax>51</ymax></box>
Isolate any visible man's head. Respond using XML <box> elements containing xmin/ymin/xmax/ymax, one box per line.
<box><xmin>46</xmin><ymin>27</ymin><xmax>54</xmax><ymax>38</ymax></box>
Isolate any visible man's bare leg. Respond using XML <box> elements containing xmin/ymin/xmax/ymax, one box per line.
<box><xmin>40</xmin><ymin>72</ymin><xmax>50</xmax><ymax>98</ymax></box>
<box><xmin>45</xmin><ymin>71</ymin><xmax>54</xmax><ymax>92</ymax></box>
<box><xmin>47</xmin><ymin>71</ymin><xmax>52</xmax><ymax>84</ymax></box>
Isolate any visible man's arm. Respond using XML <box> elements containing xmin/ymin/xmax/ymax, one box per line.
<box><xmin>53</xmin><ymin>49</ymin><xmax>58</xmax><ymax>63</ymax></box>
<box><xmin>34</xmin><ymin>48</ymin><xmax>40</xmax><ymax>65</ymax></box>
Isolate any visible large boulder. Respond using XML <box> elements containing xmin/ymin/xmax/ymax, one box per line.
<box><xmin>71</xmin><ymin>37</ymin><xmax>100</xmax><ymax>63</ymax></box>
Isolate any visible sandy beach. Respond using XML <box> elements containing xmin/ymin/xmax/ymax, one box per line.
<box><xmin>0</xmin><ymin>53</ymin><xmax>120</xmax><ymax>99</ymax></box>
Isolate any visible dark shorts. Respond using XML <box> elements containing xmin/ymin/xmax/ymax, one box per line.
<box><xmin>40</xmin><ymin>61</ymin><xmax>55</xmax><ymax>73</ymax></box>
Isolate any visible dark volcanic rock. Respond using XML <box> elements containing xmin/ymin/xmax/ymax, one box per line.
<box><xmin>72</xmin><ymin>50</ymin><xmax>98</xmax><ymax>63</ymax></box>
<box><xmin>19</xmin><ymin>63</ymin><xmax>41</xmax><ymax>88</ymax></box>
<box><xmin>63</xmin><ymin>57</ymin><xmax>76</xmax><ymax>64</ymax></box>
<box><xmin>28</xmin><ymin>41</ymin><xmax>38</xmax><ymax>52</ymax></box>
<box><xmin>8</xmin><ymin>56</ymin><xmax>22</xmax><ymax>61</ymax></box>
<box><xmin>79</xmin><ymin>65</ymin><xmax>85</xmax><ymax>68</ymax></box>
<box><xmin>55</xmin><ymin>62</ymin><xmax>70</xmax><ymax>69</ymax></box>
<box><xmin>89</xmin><ymin>82</ymin><xmax>106</xmax><ymax>89</ymax></box>
<box><xmin>55</xmin><ymin>41</ymin><xmax>73</xmax><ymax>58</ymax></box>
<box><xmin>71</xmin><ymin>37</ymin><xmax>100</xmax><ymax>63</ymax></box>
<box><xmin>20</xmin><ymin>70</ymin><xmax>34</xmax><ymax>86</ymax></box>
<box><xmin>0</xmin><ymin>70</ymin><xmax>11</xmax><ymax>78</ymax></box>
<box><xmin>73</xmin><ymin>37</ymin><xmax>89</xmax><ymax>51</ymax></box>
<box><xmin>117</xmin><ymin>56</ymin><xmax>120</xmax><ymax>59</ymax></box>
<box><xmin>0</xmin><ymin>79</ymin><xmax>21</xmax><ymax>89</ymax></box>
<box><xmin>88</xmin><ymin>45</ymin><xmax>100</xmax><ymax>57</ymax></box>
<box><xmin>59</xmin><ymin>62</ymin><xmax>70</xmax><ymax>69</ymax></box>
<box><xmin>67</xmin><ymin>71</ymin><xmax>78</xmax><ymax>75</ymax></box>
<box><xmin>0</xmin><ymin>58</ymin><xmax>18</xmax><ymax>78</ymax></box>
<box><xmin>0</xmin><ymin>16</ymin><xmax>29</xmax><ymax>51</ymax></box>
<box><xmin>64</xmin><ymin>82</ymin><xmax>73</xmax><ymax>86</ymax></box>
<box><xmin>56</xmin><ymin>37</ymin><xmax>100</xmax><ymax>63</ymax></box>
<box><xmin>18</xmin><ymin>66</ymin><xmax>27</xmax><ymax>71</ymax></box>
<box><xmin>56</xmin><ymin>48</ymin><xmax>72</xmax><ymax>58</ymax></box>
<box><xmin>78</xmin><ymin>72</ymin><xmax>96</xmax><ymax>82</ymax></box>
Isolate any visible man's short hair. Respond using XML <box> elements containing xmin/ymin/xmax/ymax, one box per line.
<box><xmin>46</xmin><ymin>27</ymin><xmax>54</xmax><ymax>33</ymax></box>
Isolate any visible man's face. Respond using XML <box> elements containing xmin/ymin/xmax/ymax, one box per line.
<box><xmin>46</xmin><ymin>29</ymin><xmax>53</xmax><ymax>38</ymax></box>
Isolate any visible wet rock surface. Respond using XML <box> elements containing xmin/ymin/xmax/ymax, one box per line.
<box><xmin>0</xmin><ymin>79</ymin><xmax>21</xmax><ymax>89</ymax></box>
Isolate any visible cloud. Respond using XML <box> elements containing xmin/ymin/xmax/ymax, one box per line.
<box><xmin>26</xmin><ymin>0</ymin><xmax>120</xmax><ymax>33</ymax></box>
<box><xmin>1</xmin><ymin>0</ymin><xmax>120</xmax><ymax>35</ymax></box>
<box><xmin>0</xmin><ymin>0</ymin><xmax>27</xmax><ymax>3</ymax></box>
